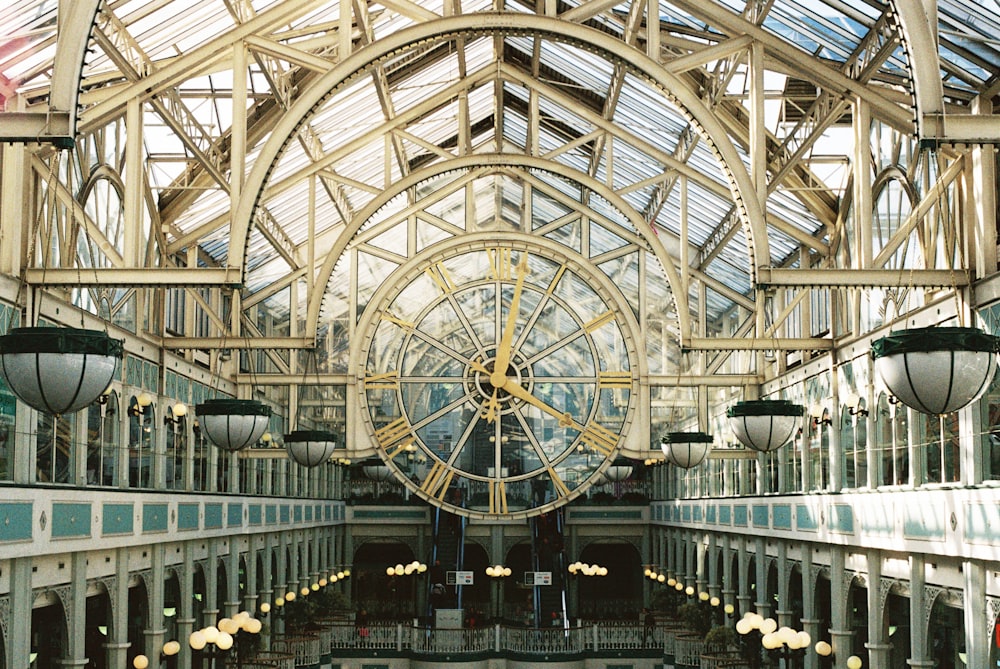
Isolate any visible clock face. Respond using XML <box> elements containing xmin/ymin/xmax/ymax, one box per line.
<box><xmin>356</xmin><ymin>237</ymin><xmax>639</xmax><ymax>519</ymax></box>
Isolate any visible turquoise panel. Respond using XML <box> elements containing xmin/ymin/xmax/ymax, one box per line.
<box><xmin>294</xmin><ymin>505</ymin><xmax>302</xmax><ymax>522</ymax></box>
<box><xmin>692</xmin><ymin>506</ymin><xmax>702</xmax><ymax>522</ymax></box>
<box><xmin>305</xmin><ymin>505</ymin><xmax>313</xmax><ymax>522</ymax></box>
<box><xmin>249</xmin><ymin>504</ymin><xmax>262</xmax><ymax>526</ymax></box>
<box><xmin>773</xmin><ymin>505</ymin><xmax>792</xmax><ymax>530</ymax></box>
<box><xmin>681</xmin><ymin>506</ymin><xmax>691</xmax><ymax>522</ymax></box>
<box><xmin>204</xmin><ymin>503</ymin><xmax>223</xmax><ymax>529</ymax></box>
<box><xmin>752</xmin><ymin>505</ymin><xmax>769</xmax><ymax>528</ymax></box>
<box><xmin>903</xmin><ymin>503</ymin><xmax>945</xmax><ymax>540</ymax></box>
<box><xmin>266</xmin><ymin>505</ymin><xmax>277</xmax><ymax>524</ymax></box>
<box><xmin>52</xmin><ymin>502</ymin><xmax>91</xmax><ymax>538</ymax></box>
<box><xmin>829</xmin><ymin>504</ymin><xmax>854</xmax><ymax>534</ymax></box>
<box><xmin>706</xmin><ymin>505</ymin><xmax>716</xmax><ymax>524</ymax></box>
<box><xmin>570</xmin><ymin>510</ymin><xmax>644</xmax><ymax>520</ymax></box>
<box><xmin>352</xmin><ymin>509</ymin><xmax>428</xmax><ymax>519</ymax></box>
<box><xmin>796</xmin><ymin>505</ymin><xmax>818</xmax><ymax>531</ymax></box>
<box><xmin>718</xmin><ymin>505</ymin><xmax>731</xmax><ymax>525</ymax></box>
<box><xmin>142</xmin><ymin>503</ymin><xmax>168</xmax><ymax>533</ymax></box>
<box><xmin>103</xmin><ymin>503</ymin><xmax>134</xmax><ymax>535</ymax></box>
<box><xmin>280</xmin><ymin>505</ymin><xmax>290</xmax><ymax>523</ymax></box>
<box><xmin>227</xmin><ymin>503</ymin><xmax>243</xmax><ymax>527</ymax></box>
<box><xmin>178</xmin><ymin>503</ymin><xmax>199</xmax><ymax>531</ymax></box>
<box><xmin>733</xmin><ymin>505</ymin><xmax>747</xmax><ymax>527</ymax></box>
<box><xmin>0</xmin><ymin>502</ymin><xmax>32</xmax><ymax>541</ymax></box>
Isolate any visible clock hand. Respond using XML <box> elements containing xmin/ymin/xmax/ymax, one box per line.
<box><xmin>480</xmin><ymin>389</ymin><xmax>500</xmax><ymax>424</ymax></box>
<box><xmin>497</xmin><ymin>376</ymin><xmax>578</xmax><ymax>430</ymax></box>
<box><xmin>491</xmin><ymin>254</ymin><xmax>529</xmax><ymax>389</ymax></box>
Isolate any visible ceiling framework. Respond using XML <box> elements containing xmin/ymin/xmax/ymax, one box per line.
<box><xmin>0</xmin><ymin>0</ymin><xmax>997</xmax><ymax>404</ymax></box>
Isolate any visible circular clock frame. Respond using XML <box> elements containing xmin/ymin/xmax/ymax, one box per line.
<box><xmin>354</xmin><ymin>234</ymin><xmax>641</xmax><ymax>519</ymax></box>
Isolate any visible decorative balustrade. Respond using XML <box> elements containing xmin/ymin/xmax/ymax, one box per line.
<box><xmin>270</xmin><ymin>634</ymin><xmax>321</xmax><ymax>667</ymax></box>
<box><xmin>248</xmin><ymin>650</ymin><xmax>295</xmax><ymax>669</ymax></box>
<box><xmin>674</xmin><ymin>632</ymin><xmax>708</xmax><ymax>668</ymax></box>
<box><xmin>307</xmin><ymin>620</ymin><xmax>695</xmax><ymax>658</ymax></box>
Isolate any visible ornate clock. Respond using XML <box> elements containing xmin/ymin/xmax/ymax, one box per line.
<box><xmin>355</xmin><ymin>234</ymin><xmax>639</xmax><ymax>519</ymax></box>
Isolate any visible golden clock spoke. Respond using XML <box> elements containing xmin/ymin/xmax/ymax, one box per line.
<box><xmin>491</xmin><ymin>253</ymin><xmax>530</xmax><ymax>388</ymax></box>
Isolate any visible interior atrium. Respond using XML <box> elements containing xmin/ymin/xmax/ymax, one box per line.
<box><xmin>1</xmin><ymin>0</ymin><xmax>999</xmax><ymax>668</ymax></box>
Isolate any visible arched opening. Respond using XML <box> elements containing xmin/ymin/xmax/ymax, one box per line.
<box><xmin>85</xmin><ymin>585</ymin><xmax>113</xmax><ymax>669</ymax></box>
<box><xmin>127</xmin><ymin>577</ymin><xmax>149</xmax><ymax>667</ymax></box>
<box><xmin>575</xmin><ymin>541</ymin><xmax>642</xmax><ymax>620</ymax></box>
<box><xmin>31</xmin><ymin>591</ymin><xmax>68</xmax><ymax>668</ymax></box>
<box><xmin>352</xmin><ymin>540</ymin><xmax>417</xmax><ymax>619</ymax></box>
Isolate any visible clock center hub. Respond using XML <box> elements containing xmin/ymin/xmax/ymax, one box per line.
<box><xmin>473</xmin><ymin>356</ymin><xmax>526</xmax><ymax>401</ymax></box>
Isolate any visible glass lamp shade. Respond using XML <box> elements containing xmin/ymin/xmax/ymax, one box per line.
<box><xmin>660</xmin><ymin>432</ymin><xmax>713</xmax><ymax>468</ymax></box>
<box><xmin>727</xmin><ymin>400</ymin><xmax>804</xmax><ymax>452</ymax></box>
<box><xmin>360</xmin><ymin>458</ymin><xmax>395</xmax><ymax>482</ymax></box>
<box><xmin>872</xmin><ymin>326</ymin><xmax>999</xmax><ymax>414</ymax></box>
<box><xmin>602</xmin><ymin>456</ymin><xmax>634</xmax><ymax>482</ymax></box>
<box><xmin>284</xmin><ymin>430</ymin><xmax>338</xmax><ymax>467</ymax></box>
<box><xmin>194</xmin><ymin>399</ymin><xmax>272</xmax><ymax>451</ymax></box>
<box><xmin>0</xmin><ymin>327</ymin><xmax>123</xmax><ymax>414</ymax></box>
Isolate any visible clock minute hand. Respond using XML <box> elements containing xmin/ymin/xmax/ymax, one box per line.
<box><xmin>490</xmin><ymin>254</ymin><xmax>529</xmax><ymax>389</ymax></box>
<box><xmin>498</xmin><ymin>377</ymin><xmax>578</xmax><ymax>430</ymax></box>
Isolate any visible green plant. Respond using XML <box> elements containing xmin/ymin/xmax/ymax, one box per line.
<box><xmin>704</xmin><ymin>625</ymin><xmax>737</xmax><ymax>651</ymax></box>
<box><xmin>677</xmin><ymin>600</ymin><xmax>713</xmax><ymax>637</ymax></box>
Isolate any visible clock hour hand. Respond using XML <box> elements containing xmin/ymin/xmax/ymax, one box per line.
<box><xmin>497</xmin><ymin>376</ymin><xmax>578</xmax><ymax>430</ymax></box>
<box><xmin>491</xmin><ymin>254</ymin><xmax>530</xmax><ymax>388</ymax></box>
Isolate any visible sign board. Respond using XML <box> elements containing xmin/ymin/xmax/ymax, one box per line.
<box><xmin>435</xmin><ymin>608</ymin><xmax>463</xmax><ymax>630</ymax></box>
<box><xmin>447</xmin><ymin>570</ymin><xmax>474</xmax><ymax>586</ymax></box>
<box><xmin>524</xmin><ymin>571</ymin><xmax>552</xmax><ymax>586</ymax></box>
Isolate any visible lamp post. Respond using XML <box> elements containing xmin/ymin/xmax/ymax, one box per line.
<box><xmin>132</xmin><ymin>640</ymin><xmax>181</xmax><ymax>669</ymax></box>
<box><xmin>188</xmin><ymin>625</ymin><xmax>232</xmax><ymax>669</ymax></box>
<box><xmin>485</xmin><ymin>564</ymin><xmax>511</xmax><ymax>621</ymax></box>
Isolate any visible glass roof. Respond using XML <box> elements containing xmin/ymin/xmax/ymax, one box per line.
<box><xmin>1</xmin><ymin>0</ymin><xmax>997</xmax><ymax>331</ymax></box>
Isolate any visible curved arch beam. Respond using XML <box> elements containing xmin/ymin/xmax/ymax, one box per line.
<box><xmin>233</xmin><ymin>13</ymin><xmax>769</xmax><ymax>289</ymax></box>
<box><xmin>890</xmin><ymin>0</ymin><xmax>942</xmax><ymax>132</ymax></box>
<box><xmin>306</xmin><ymin>153</ymin><xmax>691</xmax><ymax>340</ymax></box>
<box><xmin>0</xmin><ymin>0</ymin><xmax>100</xmax><ymax>143</ymax></box>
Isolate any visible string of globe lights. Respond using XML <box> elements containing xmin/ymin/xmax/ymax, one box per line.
<box><xmin>387</xmin><ymin>560</ymin><xmax>427</xmax><ymax>577</ymax></box>
<box><xmin>568</xmin><ymin>561</ymin><xmax>607</xmax><ymax>577</ymax></box>
<box><xmin>257</xmin><ymin>567</ymin><xmax>352</xmax><ymax>617</ymax></box>
<box><xmin>642</xmin><ymin>567</ymin><xmax>735</xmax><ymax>615</ymax></box>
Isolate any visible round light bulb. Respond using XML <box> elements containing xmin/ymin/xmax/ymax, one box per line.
<box><xmin>846</xmin><ymin>656</ymin><xmax>863</xmax><ymax>669</ymax></box>
<box><xmin>172</xmin><ymin>403</ymin><xmax>188</xmax><ymax>418</ymax></box>
<box><xmin>657</xmin><ymin>574</ymin><xmax>665</xmax><ymax>583</ymax></box>
<box><xmin>285</xmin><ymin>591</ymin><xmax>296</xmax><ymax>601</ymax></box>
<box><xmin>133</xmin><ymin>655</ymin><xmax>150</xmax><ymax>669</ymax></box>
<box><xmin>486</xmin><ymin>566</ymin><xmax>495</xmax><ymax>577</ymax></box>
<box><xmin>215</xmin><ymin>632</ymin><xmax>234</xmax><ymax>651</ymax></box>
<box><xmin>189</xmin><ymin>630</ymin><xmax>207</xmax><ymax>651</ymax></box>
<box><xmin>710</xmin><ymin>597</ymin><xmax>720</xmax><ymax>607</ymax></box>
<box><xmin>300</xmin><ymin>587</ymin><xmax>310</xmax><ymax>596</ymax></box>
<box><xmin>218</xmin><ymin>618</ymin><xmax>238</xmax><ymax>635</ymax></box>
<box><xmin>598</xmin><ymin>566</ymin><xmax>608</xmax><ymax>576</ymax></box>
<box><xmin>724</xmin><ymin>603</ymin><xmax>734</xmax><ymax>614</ymax></box>
<box><xmin>814</xmin><ymin>640</ymin><xmax>832</xmax><ymax>656</ymax></box>
<box><xmin>644</xmin><ymin>568</ymin><xmax>651</xmax><ymax>577</ymax></box>
<box><xmin>244</xmin><ymin>618</ymin><xmax>263</xmax><ymax>634</ymax></box>
<box><xmin>685</xmin><ymin>586</ymin><xmax>694</xmax><ymax>596</ymax></box>
<box><xmin>699</xmin><ymin>591</ymin><xmax>709</xmax><ymax>601</ymax></box>
<box><xmin>386</xmin><ymin>566</ymin><xmax>395</xmax><ymax>576</ymax></box>
<box><xmin>760</xmin><ymin>618</ymin><xmax>778</xmax><ymax>635</ymax></box>
<box><xmin>319</xmin><ymin>578</ymin><xmax>328</xmax><ymax>587</ymax></box>
<box><xmin>735</xmin><ymin>618</ymin><xmax>753</xmax><ymax>635</ymax></box>
<box><xmin>503</xmin><ymin>567</ymin><xmax>511</xmax><ymax>577</ymax></box>
<box><xmin>274</xmin><ymin>597</ymin><xmax>284</xmax><ymax>607</ymax></box>
<box><xmin>201</xmin><ymin>626</ymin><xmax>219</xmax><ymax>644</ymax></box>
<box><xmin>674</xmin><ymin>582</ymin><xmax>683</xmax><ymax>591</ymax></box>
<box><xmin>311</xmin><ymin>583</ymin><xmax>320</xmax><ymax>591</ymax></box>
<box><xmin>162</xmin><ymin>640</ymin><xmax>181</xmax><ymax>656</ymax></box>
<box><xmin>667</xmin><ymin>578</ymin><xmax>676</xmax><ymax>586</ymax></box>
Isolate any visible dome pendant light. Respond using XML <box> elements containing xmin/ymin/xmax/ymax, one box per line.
<box><xmin>0</xmin><ymin>327</ymin><xmax>123</xmax><ymax>414</ymax></box>
<box><xmin>727</xmin><ymin>400</ymin><xmax>804</xmax><ymax>453</ymax></box>
<box><xmin>194</xmin><ymin>398</ymin><xmax>272</xmax><ymax>451</ymax></box>
<box><xmin>872</xmin><ymin>326</ymin><xmax>999</xmax><ymax>415</ymax></box>
<box><xmin>285</xmin><ymin>430</ymin><xmax>339</xmax><ymax>467</ymax></box>
<box><xmin>660</xmin><ymin>432</ymin><xmax>713</xmax><ymax>468</ymax></box>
